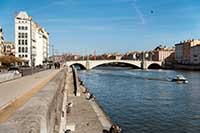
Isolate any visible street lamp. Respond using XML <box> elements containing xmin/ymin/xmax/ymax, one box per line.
<box><xmin>48</xmin><ymin>44</ymin><xmax>55</xmax><ymax>62</ymax></box>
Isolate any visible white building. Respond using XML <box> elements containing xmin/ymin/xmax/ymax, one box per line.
<box><xmin>0</xmin><ymin>26</ymin><xmax>4</xmax><ymax>56</ymax></box>
<box><xmin>15</xmin><ymin>11</ymin><xmax>49</xmax><ymax>66</ymax></box>
<box><xmin>190</xmin><ymin>45</ymin><xmax>200</xmax><ymax>64</ymax></box>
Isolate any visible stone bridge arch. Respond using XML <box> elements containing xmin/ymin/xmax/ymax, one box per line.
<box><xmin>146</xmin><ymin>61</ymin><xmax>162</xmax><ymax>69</ymax></box>
<box><xmin>66</xmin><ymin>61</ymin><xmax>87</xmax><ymax>70</ymax></box>
<box><xmin>88</xmin><ymin>60</ymin><xmax>141</xmax><ymax>69</ymax></box>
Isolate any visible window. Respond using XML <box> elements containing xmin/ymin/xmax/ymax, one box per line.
<box><xmin>25</xmin><ymin>26</ymin><xmax>28</xmax><ymax>30</ymax></box>
<box><xmin>18</xmin><ymin>47</ymin><xmax>21</xmax><ymax>52</ymax></box>
<box><xmin>19</xmin><ymin>55</ymin><xmax>21</xmax><ymax>57</ymax></box>
<box><xmin>25</xmin><ymin>33</ymin><xmax>28</xmax><ymax>38</ymax></box>
<box><xmin>22</xmin><ymin>47</ymin><xmax>24</xmax><ymax>52</ymax></box>
<box><xmin>18</xmin><ymin>40</ymin><xmax>21</xmax><ymax>45</ymax></box>
<box><xmin>193</xmin><ymin>55</ymin><xmax>198</xmax><ymax>57</ymax></box>
<box><xmin>22</xmin><ymin>26</ymin><xmax>24</xmax><ymax>30</ymax></box>
<box><xmin>25</xmin><ymin>40</ymin><xmax>27</xmax><ymax>45</ymax></box>
<box><xmin>22</xmin><ymin>33</ymin><xmax>24</xmax><ymax>38</ymax></box>
<box><xmin>22</xmin><ymin>54</ymin><xmax>24</xmax><ymax>57</ymax></box>
<box><xmin>18</xmin><ymin>33</ymin><xmax>21</xmax><ymax>38</ymax></box>
<box><xmin>7</xmin><ymin>45</ymin><xmax>11</xmax><ymax>49</ymax></box>
<box><xmin>25</xmin><ymin>47</ymin><xmax>28</xmax><ymax>53</ymax></box>
<box><xmin>25</xmin><ymin>54</ymin><xmax>27</xmax><ymax>57</ymax></box>
<box><xmin>22</xmin><ymin>40</ymin><xmax>24</xmax><ymax>45</ymax></box>
<box><xmin>18</xmin><ymin>26</ymin><xmax>21</xmax><ymax>30</ymax></box>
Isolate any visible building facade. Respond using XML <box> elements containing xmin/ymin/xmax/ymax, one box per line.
<box><xmin>175</xmin><ymin>39</ymin><xmax>200</xmax><ymax>64</ymax></box>
<box><xmin>15</xmin><ymin>11</ymin><xmax>49</xmax><ymax>66</ymax></box>
<box><xmin>152</xmin><ymin>45</ymin><xmax>175</xmax><ymax>62</ymax></box>
<box><xmin>190</xmin><ymin>45</ymin><xmax>200</xmax><ymax>64</ymax></box>
<box><xmin>4</xmin><ymin>42</ymin><xmax>15</xmax><ymax>56</ymax></box>
<box><xmin>0</xmin><ymin>26</ymin><xmax>4</xmax><ymax>56</ymax></box>
<box><xmin>122</xmin><ymin>51</ymin><xmax>140</xmax><ymax>60</ymax></box>
<box><xmin>175</xmin><ymin>43</ymin><xmax>183</xmax><ymax>63</ymax></box>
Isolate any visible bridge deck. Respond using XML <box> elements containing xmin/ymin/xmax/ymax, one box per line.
<box><xmin>65</xmin><ymin>60</ymin><xmax>162</xmax><ymax>69</ymax></box>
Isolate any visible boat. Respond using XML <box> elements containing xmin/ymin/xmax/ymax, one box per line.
<box><xmin>172</xmin><ymin>75</ymin><xmax>188</xmax><ymax>83</ymax></box>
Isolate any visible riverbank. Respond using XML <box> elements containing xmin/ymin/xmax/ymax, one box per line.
<box><xmin>66</xmin><ymin>67</ymin><xmax>113</xmax><ymax>133</ymax></box>
<box><xmin>163</xmin><ymin>63</ymin><xmax>200</xmax><ymax>71</ymax></box>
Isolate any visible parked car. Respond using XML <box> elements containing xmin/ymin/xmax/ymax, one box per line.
<box><xmin>8</xmin><ymin>66</ymin><xmax>21</xmax><ymax>74</ymax></box>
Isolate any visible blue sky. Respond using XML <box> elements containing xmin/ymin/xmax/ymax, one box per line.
<box><xmin>1</xmin><ymin>0</ymin><xmax>200</xmax><ymax>55</ymax></box>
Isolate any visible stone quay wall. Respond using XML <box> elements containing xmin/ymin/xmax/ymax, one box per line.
<box><xmin>0</xmin><ymin>69</ymin><xmax>66</xmax><ymax>133</ymax></box>
<box><xmin>0</xmin><ymin>73</ymin><xmax>22</xmax><ymax>83</ymax></box>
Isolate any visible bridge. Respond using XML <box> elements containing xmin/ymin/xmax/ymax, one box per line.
<box><xmin>65</xmin><ymin>60</ymin><xmax>163</xmax><ymax>70</ymax></box>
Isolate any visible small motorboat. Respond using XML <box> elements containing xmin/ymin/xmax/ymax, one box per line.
<box><xmin>172</xmin><ymin>75</ymin><xmax>188</xmax><ymax>83</ymax></box>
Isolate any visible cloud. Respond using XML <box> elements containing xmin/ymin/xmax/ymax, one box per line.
<box><xmin>113</xmin><ymin>0</ymin><xmax>145</xmax><ymax>24</ymax></box>
<box><xmin>133</xmin><ymin>2</ymin><xmax>145</xmax><ymax>24</ymax></box>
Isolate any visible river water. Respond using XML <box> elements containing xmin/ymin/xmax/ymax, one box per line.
<box><xmin>78</xmin><ymin>67</ymin><xmax>200</xmax><ymax>133</ymax></box>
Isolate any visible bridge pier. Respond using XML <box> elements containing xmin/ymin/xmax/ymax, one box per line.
<box><xmin>141</xmin><ymin>61</ymin><xmax>147</xmax><ymax>69</ymax></box>
<box><xmin>86</xmin><ymin>60</ymin><xmax>90</xmax><ymax>70</ymax></box>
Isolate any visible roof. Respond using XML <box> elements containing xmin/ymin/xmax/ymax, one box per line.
<box><xmin>16</xmin><ymin>11</ymin><xmax>32</xmax><ymax>20</ymax></box>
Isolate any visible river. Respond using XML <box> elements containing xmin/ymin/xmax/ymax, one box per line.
<box><xmin>78</xmin><ymin>67</ymin><xmax>200</xmax><ymax>133</ymax></box>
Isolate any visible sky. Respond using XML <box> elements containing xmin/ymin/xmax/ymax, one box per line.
<box><xmin>1</xmin><ymin>0</ymin><xmax>200</xmax><ymax>55</ymax></box>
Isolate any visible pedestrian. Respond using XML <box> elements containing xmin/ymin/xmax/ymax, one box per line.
<box><xmin>83</xmin><ymin>87</ymin><xmax>89</xmax><ymax>94</ymax></box>
<box><xmin>66</xmin><ymin>102</ymin><xmax>73</xmax><ymax>113</ymax></box>
<box><xmin>109</xmin><ymin>124</ymin><xmax>122</xmax><ymax>133</ymax></box>
<box><xmin>54</xmin><ymin>63</ymin><xmax>57</xmax><ymax>69</ymax></box>
<box><xmin>87</xmin><ymin>92</ymin><xmax>91</xmax><ymax>99</ymax></box>
<box><xmin>58</xmin><ymin>63</ymin><xmax>60</xmax><ymax>69</ymax></box>
<box><xmin>89</xmin><ymin>93</ymin><xmax>95</xmax><ymax>100</ymax></box>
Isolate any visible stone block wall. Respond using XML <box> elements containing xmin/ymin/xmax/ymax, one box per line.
<box><xmin>0</xmin><ymin>69</ymin><xmax>66</xmax><ymax>133</ymax></box>
<box><xmin>0</xmin><ymin>73</ymin><xmax>22</xmax><ymax>83</ymax></box>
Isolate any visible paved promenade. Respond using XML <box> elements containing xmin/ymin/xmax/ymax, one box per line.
<box><xmin>0</xmin><ymin>69</ymin><xmax>60</xmax><ymax>123</ymax></box>
<box><xmin>66</xmin><ymin>69</ymin><xmax>112</xmax><ymax>133</ymax></box>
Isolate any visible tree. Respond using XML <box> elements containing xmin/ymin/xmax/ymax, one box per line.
<box><xmin>0</xmin><ymin>55</ymin><xmax>22</xmax><ymax>67</ymax></box>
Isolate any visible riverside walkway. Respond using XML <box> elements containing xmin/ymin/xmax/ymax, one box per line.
<box><xmin>66</xmin><ymin>68</ymin><xmax>112</xmax><ymax>133</ymax></box>
<box><xmin>0</xmin><ymin>69</ymin><xmax>60</xmax><ymax>123</ymax></box>
<box><xmin>0</xmin><ymin>67</ymin><xmax>113</xmax><ymax>133</ymax></box>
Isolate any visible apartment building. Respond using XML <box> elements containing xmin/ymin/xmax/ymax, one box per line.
<box><xmin>175</xmin><ymin>39</ymin><xmax>200</xmax><ymax>64</ymax></box>
<box><xmin>15</xmin><ymin>11</ymin><xmax>49</xmax><ymax>66</ymax></box>
<box><xmin>152</xmin><ymin>45</ymin><xmax>175</xmax><ymax>62</ymax></box>
<box><xmin>190</xmin><ymin>45</ymin><xmax>200</xmax><ymax>64</ymax></box>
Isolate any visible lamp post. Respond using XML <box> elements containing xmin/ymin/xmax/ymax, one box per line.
<box><xmin>29</xmin><ymin>18</ymin><xmax>34</xmax><ymax>74</ymax></box>
<box><xmin>48</xmin><ymin>44</ymin><xmax>54</xmax><ymax>61</ymax></box>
